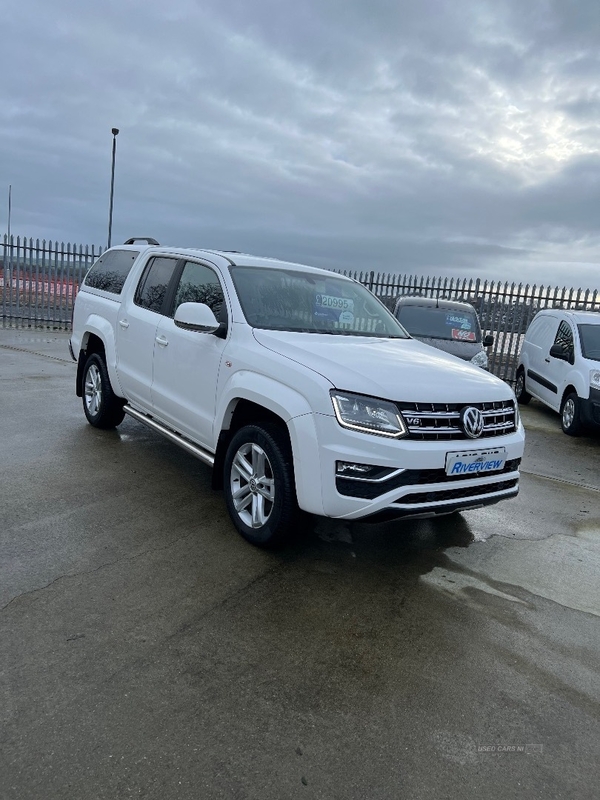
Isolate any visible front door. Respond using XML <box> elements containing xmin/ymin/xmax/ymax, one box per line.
<box><xmin>151</xmin><ymin>260</ymin><xmax>228</xmax><ymax>448</ymax></box>
<box><xmin>539</xmin><ymin>320</ymin><xmax>575</xmax><ymax>410</ymax></box>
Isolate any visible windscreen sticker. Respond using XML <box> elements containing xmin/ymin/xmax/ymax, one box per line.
<box><xmin>314</xmin><ymin>293</ymin><xmax>354</xmax><ymax>322</ymax></box>
<box><xmin>452</xmin><ymin>328</ymin><xmax>477</xmax><ymax>341</ymax></box>
<box><xmin>446</xmin><ymin>313</ymin><xmax>472</xmax><ymax>330</ymax></box>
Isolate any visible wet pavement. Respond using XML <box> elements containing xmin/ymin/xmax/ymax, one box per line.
<box><xmin>1</xmin><ymin>329</ymin><xmax>599</xmax><ymax>800</ymax></box>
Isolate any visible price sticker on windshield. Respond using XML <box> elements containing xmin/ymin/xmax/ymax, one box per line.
<box><xmin>446</xmin><ymin>313</ymin><xmax>472</xmax><ymax>330</ymax></box>
<box><xmin>452</xmin><ymin>328</ymin><xmax>477</xmax><ymax>341</ymax></box>
<box><xmin>315</xmin><ymin>294</ymin><xmax>354</xmax><ymax>312</ymax></box>
<box><xmin>314</xmin><ymin>294</ymin><xmax>355</xmax><ymax>323</ymax></box>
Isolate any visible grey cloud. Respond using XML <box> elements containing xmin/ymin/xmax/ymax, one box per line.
<box><xmin>1</xmin><ymin>0</ymin><xmax>599</xmax><ymax>289</ymax></box>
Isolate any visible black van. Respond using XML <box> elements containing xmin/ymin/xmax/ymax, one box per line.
<box><xmin>393</xmin><ymin>296</ymin><xmax>493</xmax><ymax>369</ymax></box>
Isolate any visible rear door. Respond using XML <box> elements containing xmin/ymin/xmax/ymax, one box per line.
<box><xmin>115</xmin><ymin>256</ymin><xmax>181</xmax><ymax>409</ymax></box>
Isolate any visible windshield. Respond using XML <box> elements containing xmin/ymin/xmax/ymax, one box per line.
<box><xmin>396</xmin><ymin>305</ymin><xmax>481</xmax><ymax>342</ymax></box>
<box><xmin>230</xmin><ymin>267</ymin><xmax>409</xmax><ymax>338</ymax></box>
<box><xmin>578</xmin><ymin>324</ymin><xmax>600</xmax><ymax>361</ymax></box>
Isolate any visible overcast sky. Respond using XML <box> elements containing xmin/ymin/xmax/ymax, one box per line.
<box><xmin>1</xmin><ymin>0</ymin><xmax>599</xmax><ymax>287</ymax></box>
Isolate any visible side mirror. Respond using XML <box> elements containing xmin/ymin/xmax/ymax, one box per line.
<box><xmin>483</xmin><ymin>334</ymin><xmax>494</xmax><ymax>347</ymax></box>
<box><xmin>549</xmin><ymin>343</ymin><xmax>569</xmax><ymax>361</ymax></box>
<box><xmin>174</xmin><ymin>302</ymin><xmax>219</xmax><ymax>333</ymax></box>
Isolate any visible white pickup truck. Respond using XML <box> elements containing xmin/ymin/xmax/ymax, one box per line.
<box><xmin>70</xmin><ymin>240</ymin><xmax>525</xmax><ymax>546</ymax></box>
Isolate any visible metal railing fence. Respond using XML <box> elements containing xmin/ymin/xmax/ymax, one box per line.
<box><xmin>1</xmin><ymin>236</ymin><xmax>103</xmax><ymax>330</ymax></box>
<box><xmin>2</xmin><ymin>235</ymin><xmax>598</xmax><ymax>383</ymax></box>
<box><xmin>342</xmin><ymin>269</ymin><xmax>600</xmax><ymax>382</ymax></box>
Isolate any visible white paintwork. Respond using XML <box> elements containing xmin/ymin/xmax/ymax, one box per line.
<box><xmin>152</xmin><ymin>314</ymin><xmax>226</xmax><ymax>446</ymax></box>
<box><xmin>72</xmin><ymin>244</ymin><xmax>526</xmax><ymax>521</ymax></box>
<box><xmin>116</xmin><ymin>294</ymin><xmax>161</xmax><ymax>409</ymax></box>
<box><xmin>253</xmin><ymin>329</ymin><xmax>508</xmax><ymax>403</ymax></box>
<box><xmin>174</xmin><ymin>302</ymin><xmax>220</xmax><ymax>333</ymax></box>
<box><xmin>71</xmin><ymin>297</ymin><xmax>124</xmax><ymax>396</ymax></box>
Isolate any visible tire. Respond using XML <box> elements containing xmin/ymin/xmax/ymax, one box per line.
<box><xmin>223</xmin><ymin>423</ymin><xmax>297</xmax><ymax>547</ymax></box>
<box><xmin>514</xmin><ymin>368</ymin><xmax>531</xmax><ymax>405</ymax></box>
<box><xmin>561</xmin><ymin>392</ymin><xmax>583</xmax><ymax>436</ymax></box>
<box><xmin>82</xmin><ymin>353</ymin><xmax>125</xmax><ymax>429</ymax></box>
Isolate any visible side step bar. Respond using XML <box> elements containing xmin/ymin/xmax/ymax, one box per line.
<box><xmin>123</xmin><ymin>405</ymin><xmax>215</xmax><ymax>467</ymax></box>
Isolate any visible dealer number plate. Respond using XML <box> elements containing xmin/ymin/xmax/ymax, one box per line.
<box><xmin>445</xmin><ymin>448</ymin><xmax>507</xmax><ymax>477</ymax></box>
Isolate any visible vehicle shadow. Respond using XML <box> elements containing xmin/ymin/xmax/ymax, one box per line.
<box><xmin>280</xmin><ymin>511</ymin><xmax>476</xmax><ymax>584</ymax></box>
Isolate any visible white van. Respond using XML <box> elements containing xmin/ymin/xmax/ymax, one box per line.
<box><xmin>515</xmin><ymin>309</ymin><xmax>600</xmax><ymax>435</ymax></box>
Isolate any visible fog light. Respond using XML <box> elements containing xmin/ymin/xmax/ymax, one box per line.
<box><xmin>336</xmin><ymin>462</ymin><xmax>372</xmax><ymax>475</ymax></box>
<box><xmin>335</xmin><ymin>462</ymin><xmax>398</xmax><ymax>481</ymax></box>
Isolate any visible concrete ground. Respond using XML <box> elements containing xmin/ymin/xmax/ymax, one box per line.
<box><xmin>1</xmin><ymin>328</ymin><xmax>599</xmax><ymax>800</ymax></box>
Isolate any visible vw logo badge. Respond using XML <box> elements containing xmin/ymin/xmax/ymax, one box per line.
<box><xmin>460</xmin><ymin>406</ymin><xmax>484</xmax><ymax>439</ymax></box>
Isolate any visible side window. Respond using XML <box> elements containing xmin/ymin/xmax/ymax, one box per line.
<box><xmin>526</xmin><ymin>315</ymin><xmax>557</xmax><ymax>347</ymax></box>
<box><xmin>173</xmin><ymin>261</ymin><xmax>225</xmax><ymax>319</ymax></box>
<box><xmin>553</xmin><ymin>321</ymin><xmax>574</xmax><ymax>357</ymax></box>
<box><xmin>134</xmin><ymin>257</ymin><xmax>179</xmax><ymax>313</ymax></box>
<box><xmin>85</xmin><ymin>249</ymin><xmax>140</xmax><ymax>294</ymax></box>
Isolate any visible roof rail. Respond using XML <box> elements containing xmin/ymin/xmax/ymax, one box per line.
<box><xmin>123</xmin><ymin>237</ymin><xmax>160</xmax><ymax>246</ymax></box>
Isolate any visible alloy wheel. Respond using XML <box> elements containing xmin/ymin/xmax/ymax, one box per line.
<box><xmin>84</xmin><ymin>363</ymin><xmax>102</xmax><ymax>416</ymax></box>
<box><xmin>230</xmin><ymin>442</ymin><xmax>275</xmax><ymax>529</ymax></box>
<box><xmin>562</xmin><ymin>398</ymin><xmax>575</xmax><ymax>430</ymax></box>
<box><xmin>515</xmin><ymin>373</ymin><xmax>524</xmax><ymax>398</ymax></box>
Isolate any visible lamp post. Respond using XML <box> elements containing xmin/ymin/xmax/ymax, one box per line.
<box><xmin>7</xmin><ymin>184</ymin><xmax>11</xmax><ymax>241</ymax></box>
<box><xmin>107</xmin><ymin>128</ymin><xmax>119</xmax><ymax>249</ymax></box>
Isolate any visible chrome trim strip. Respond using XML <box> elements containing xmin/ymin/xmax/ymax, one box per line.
<box><xmin>406</xmin><ymin>421</ymin><xmax>515</xmax><ymax>436</ymax></box>
<box><xmin>389</xmin><ymin>483</ymin><xmax>519</xmax><ymax>509</ymax></box>
<box><xmin>123</xmin><ymin>405</ymin><xmax>215</xmax><ymax>467</ymax></box>
<box><xmin>336</xmin><ymin>467</ymin><xmax>407</xmax><ymax>483</ymax></box>
<box><xmin>404</xmin><ymin>405</ymin><xmax>513</xmax><ymax>420</ymax></box>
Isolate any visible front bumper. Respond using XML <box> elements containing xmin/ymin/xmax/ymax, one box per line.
<box><xmin>349</xmin><ymin>473</ymin><xmax>520</xmax><ymax>522</ymax></box>
<box><xmin>580</xmin><ymin>387</ymin><xmax>600</xmax><ymax>428</ymax></box>
<box><xmin>292</xmin><ymin>412</ymin><xmax>525</xmax><ymax>521</ymax></box>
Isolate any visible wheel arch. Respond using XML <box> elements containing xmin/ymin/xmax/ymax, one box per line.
<box><xmin>560</xmin><ymin>384</ymin><xmax>579</xmax><ymax>408</ymax></box>
<box><xmin>75</xmin><ymin>316</ymin><xmax>123</xmax><ymax>398</ymax></box>
<box><xmin>76</xmin><ymin>332</ymin><xmax>105</xmax><ymax>396</ymax></box>
<box><xmin>212</xmin><ymin>399</ymin><xmax>292</xmax><ymax>490</ymax></box>
<box><xmin>212</xmin><ymin>375</ymin><xmax>325</xmax><ymax>512</ymax></box>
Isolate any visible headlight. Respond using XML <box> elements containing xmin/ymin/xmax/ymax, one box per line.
<box><xmin>331</xmin><ymin>391</ymin><xmax>408</xmax><ymax>438</ymax></box>
<box><xmin>470</xmin><ymin>350</ymin><xmax>488</xmax><ymax>369</ymax></box>
<box><xmin>591</xmin><ymin>369</ymin><xmax>600</xmax><ymax>390</ymax></box>
<box><xmin>513</xmin><ymin>398</ymin><xmax>521</xmax><ymax>429</ymax></box>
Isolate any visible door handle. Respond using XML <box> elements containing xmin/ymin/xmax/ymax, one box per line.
<box><xmin>119</xmin><ymin>320</ymin><xmax>129</xmax><ymax>329</ymax></box>
<box><xmin>155</xmin><ymin>335</ymin><xmax>169</xmax><ymax>347</ymax></box>
<box><xmin>544</xmin><ymin>358</ymin><xmax>550</xmax><ymax>363</ymax></box>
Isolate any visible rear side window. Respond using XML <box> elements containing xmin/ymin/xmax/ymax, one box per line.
<box><xmin>84</xmin><ymin>249</ymin><xmax>139</xmax><ymax>294</ymax></box>
<box><xmin>134</xmin><ymin>257</ymin><xmax>179</xmax><ymax>314</ymax></box>
<box><xmin>525</xmin><ymin>315</ymin><xmax>557</xmax><ymax>347</ymax></box>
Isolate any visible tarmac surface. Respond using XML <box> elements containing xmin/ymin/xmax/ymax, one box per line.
<box><xmin>1</xmin><ymin>328</ymin><xmax>599</xmax><ymax>800</ymax></box>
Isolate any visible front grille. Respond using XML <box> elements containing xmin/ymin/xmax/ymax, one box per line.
<box><xmin>397</xmin><ymin>478</ymin><xmax>519</xmax><ymax>505</ymax></box>
<box><xmin>397</xmin><ymin>400</ymin><xmax>517</xmax><ymax>440</ymax></box>
<box><xmin>336</xmin><ymin>459</ymin><xmax>521</xmax><ymax>499</ymax></box>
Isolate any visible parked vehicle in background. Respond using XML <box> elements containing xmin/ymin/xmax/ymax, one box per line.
<box><xmin>70</xmin><ymin>240</ymin><xmax>525</xmax><ymax>547</ymax></box>
<box><xmin>515</xmin><ymin>309</ymin><xmax>600</xmax><ymax>435</ymax></box>
<box><xmin>393</xmin><ymin>297</ymin><xmax>494</xmax><ymax>369</ymax></box>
